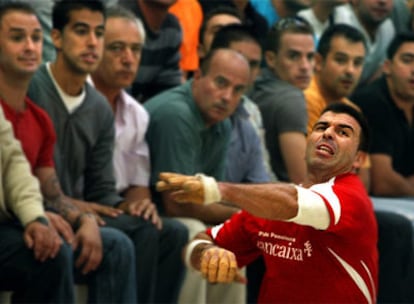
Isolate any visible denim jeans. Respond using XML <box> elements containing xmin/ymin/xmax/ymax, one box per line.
<box><xmin>0</xmin><ymin>222</ymin><xmax>74</xmax><ymax>303</ymax></box>
<box><xmin>74</xmin><ymin>226</ymin><xmax>136</xmax><ymax>303</ymax></box>
<box><xmin>103</xmin><ymin>214</ymin><xmax>188</xmax><ymax>303</ymax></box>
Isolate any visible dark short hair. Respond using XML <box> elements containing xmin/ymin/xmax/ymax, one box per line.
<box><xmin>52</xmin><ymin>0</ymin><xmax>105</xmax><ymax>31</ymax></box>
<box><xmin>386</xmin><ymin>32</ymin><xmax>414</xmax><ymax>60</ymax></box>
<box><xmin>199</xmin><ymin>5</ymin><xmax>242</xmax><ymax>44</ymax></box>
<box><xmin>321</xmin><ymin>102</ymin><xmax>370</xmax><ymax>152</ymax></box>
<box><xmin>265</xmin><ymin>16</ymin><xmax>313</xmax><ymax>53</ymax></box>
<box><xmin>210</xmin><ymin>24</ymin><xmax>260</xmax><ymax>50</ymax></box>
<box><xmin>0</xmin><ymin>2</ymin><xmax>37</xmax><ymax>27</ymax></box>
<box><xmin>317</xmin><ymin>24</ymin><xmax>366</xmax><ymax>59</ymax></box>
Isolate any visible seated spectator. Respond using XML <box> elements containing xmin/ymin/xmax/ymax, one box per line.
<box><xmin>210</xmin><ymin>24</ymin><xmax>270</xmax><ymax>184</ymax></box>
<box><xmin>91</xmin><ymin>5</ymin><xmax>188</xmax><ymax>303</ymax></box>
<box><xmin>117</xmin><ymin>0</ymin><xmax>182</xmax><ymax>102</ymax></box>
<box><xmin>0</xmin><ymin>109</ymin><xmax>70</xmax><ymax>303</ymax></box>
<box><xmin>144</xmin><ymin>49</ymin><xmax>249</xmax><ymax>222</ymax></box>
<box><xmin>198</xmin><ymin>0</ymin><xmax>268</xmax><ymax>50</ymax></box>
<box><xmin>297</xmin><ymin>0</ymin><xmax>348</xmax><ymax>43</ymax></box>
<box><xmin>305</xmin><ymin>24</ymin><xmax>365</xmax><ymax>134</ymax></box>
<box><xmin>199</xmin><ymin>6</ymin><xmax>276</xmax><ymax>180</ymax></box>
<box><xmin>27</xmin><ymin>1</ymin><xmax>186</xmax><ymax>303</ymax></box>
<box><xmin>304</xmin><ymin>24</ymin><xmax>368</xmax><ymax>187</ymax></box>
<box><xmin>355</xmin><ymin>31</ymin><xmax>414</xmax><ymax>301</ymax></box>
<box><xmin>158</xmin><ymin>102</ymin><xmax>378</xmax><ymax>303</ymax></box>
<box><xmin>352</xmin><ymin>32</ymin><xmax>414</xmax><ymax>197</ymax></box>
<box><xmin>197</xmin><ymin>5</ymin><xmax>242</xmax><ymax>60</ymax></box>
<box><xmin>249</xmin><ymin>16</ymin><xmax>315</xmax><ymax>183</ymax></box>
<box><xmin>334</xmin><ymin>0</ymin><xmax>395</xmax><ymax>86</ymax></box>
<box><xmin>0</xmin><ymin>3</ymin><xmax>136</xmax><ymax>302</ymax></box>
<box><xmin>144</xmin><ymin>48</ymin><xmax>250</xmax><ymax>303</ymax></box>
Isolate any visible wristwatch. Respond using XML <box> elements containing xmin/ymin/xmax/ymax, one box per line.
<box><xmin>33</xmin><ymin>216</ymin><xmax>49</xmax><ymax>226</ymax></box>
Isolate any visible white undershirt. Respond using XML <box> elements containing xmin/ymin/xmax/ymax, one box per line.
<box><xmin>46</xmin><ymin>62</ymin><xmax>85</xmax><ymax>113</ymax></box>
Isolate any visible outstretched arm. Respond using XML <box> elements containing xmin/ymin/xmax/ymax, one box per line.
<box><xmin>157</xmin><ymin>172</ymin><xmax>298</xmax><ymax>220</ymax></box>
<box><xmin>157</xmin><ymin>172</ymin><xmax>330</xmax><ymax>229</ymax></box>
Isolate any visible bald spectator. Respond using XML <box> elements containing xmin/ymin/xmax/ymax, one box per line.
<box><xmin>145</xmin><ymin>48</ymin><xmax>250</xmax><ymax>304</ymax></box>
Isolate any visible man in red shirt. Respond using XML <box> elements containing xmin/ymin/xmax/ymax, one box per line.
<box><xmin>0</xmin><ymin>2</ymin><xmax>135</xmax><ymax>302</ymax></box>
<box><xmin>158</xmin><ymin>102</ymin><xmax>378</xmax><ymax>303</ymax></box>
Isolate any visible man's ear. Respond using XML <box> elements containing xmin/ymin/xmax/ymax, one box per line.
<box><xmin>382</xmin><ymin>59</ymin><xmax>391</xmax><ymax>76</ymax></box>
<box><xmin>198</xmin><ymin>44</ymin><xmax>207</xmax><ymax>59</ymax></box>
<box><xmin>352</xmin><ymin>150</ymin><xmax>368</xmax><ymax>172</ymax></box>
<box><xmin>193</xmin><ymin>68</ymin><xmax>202</xmax><ymax>80</ymax></box>
<box><xmin>51</xmin><ymin>28</ymin><xmax>62</xmax><ymax>51</ymax></box>
<box><xmin>265</xmin><ymin>51</ymin><xmax>276</xmax><ymax>69</ymax></box>
<box><xmin>314</xmin><ymin>53</ymin><xmax>323</xmax><ymax>73</ymax></box>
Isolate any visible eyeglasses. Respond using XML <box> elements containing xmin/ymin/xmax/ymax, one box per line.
<box><xmin>272</xmin><ymin>16</ymin><xmax>312</xmax><ymax>32</ymax></box>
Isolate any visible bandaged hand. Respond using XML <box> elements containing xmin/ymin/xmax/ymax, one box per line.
<box><xmin>156</xmin><ymin>172</ymin><xmax>221</xmax><ymax>205</ymax></box>
<box><xmin>200</xmin><ymin>246</ymin><xmax>246</xmax><ymax>284</ymax></box>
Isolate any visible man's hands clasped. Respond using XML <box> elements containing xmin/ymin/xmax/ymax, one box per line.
<box><xmin>46</xmin><ymin>211</ymin><xmax>102</xmax><ymax>274</ymax></box>
<box><xmin>24</xmin><ymin>218</ymin><xmax>61</xmax><ymax>262</ymax></box>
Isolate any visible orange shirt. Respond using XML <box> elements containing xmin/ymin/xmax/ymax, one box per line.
<box><xmin>169</xmin><ymin>0</ymin><xmax>203</xmax><ymax>72</ymax></box>
<box><xmin>304</xmin><ymin>76</ymin><xmax>354</xmax><ymax>135</ymax></box>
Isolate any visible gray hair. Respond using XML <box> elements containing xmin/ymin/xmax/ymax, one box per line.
<box><xmin>106</xmin><ymin>5</ymin><xmax>146</xmax><ymax>43</ymax></box>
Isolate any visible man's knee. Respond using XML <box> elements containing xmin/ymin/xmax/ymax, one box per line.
<box><xmin>100</xmin><ymin>226</ymin><xmax>135</xmax><ymax>259</ymax></box>
<box><xmin>161</xmin><ymin>218</ymin><xmax>189</xmax><ymax>245</ymax></box>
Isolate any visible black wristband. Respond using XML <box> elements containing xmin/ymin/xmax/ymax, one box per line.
<box><xmin>33</xmin><ymin>216</ymin><xmax>49</xmax><ymax>227</ymax></box>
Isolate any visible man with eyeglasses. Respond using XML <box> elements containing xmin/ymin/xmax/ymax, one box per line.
<box><xmin>249</xmin><ymin>16</ymin><xmax>315</xmax><ymax>184</ymax></box>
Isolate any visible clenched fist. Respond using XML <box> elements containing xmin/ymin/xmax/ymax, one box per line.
<box><xmin>200</xmin><ymin>246</ymin><xmax>246</xmax><ymax>284</ymax></box>
<box><xmin>156</xmin><ymin>172</ymin><xmax>221</xmax><ymax>205</ymax></box>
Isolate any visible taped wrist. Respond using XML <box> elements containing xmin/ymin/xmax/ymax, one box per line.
<box><xmin>185</xmin><ymin>239</ymin><xmax>213</xmax><ymax>271</ymax></box>
<box><xmin>195</xmin><ymin>174</ymin><xmax>222</xmax><ymax>204</ymax></box>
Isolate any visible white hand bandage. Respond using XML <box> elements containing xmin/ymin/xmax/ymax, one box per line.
<box><xmin>195</xmin><ymin>174</ymin><xmax>222</xmax><ymax>205</ymax></box>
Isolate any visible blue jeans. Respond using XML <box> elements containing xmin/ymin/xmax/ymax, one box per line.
<box><xmin>103</xmin><ymin>214</ymin><xmax>188</xmax><ymax>303</ymax></box>
<box><xmin>0</xmin><ymin>222</ymin><xmax>74</xmax><ymax>303</ymax></box>
<box><xmin>74</xmin><ymin>226</ymin><xmax>136</xmax><ymax>303</ymax></box>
